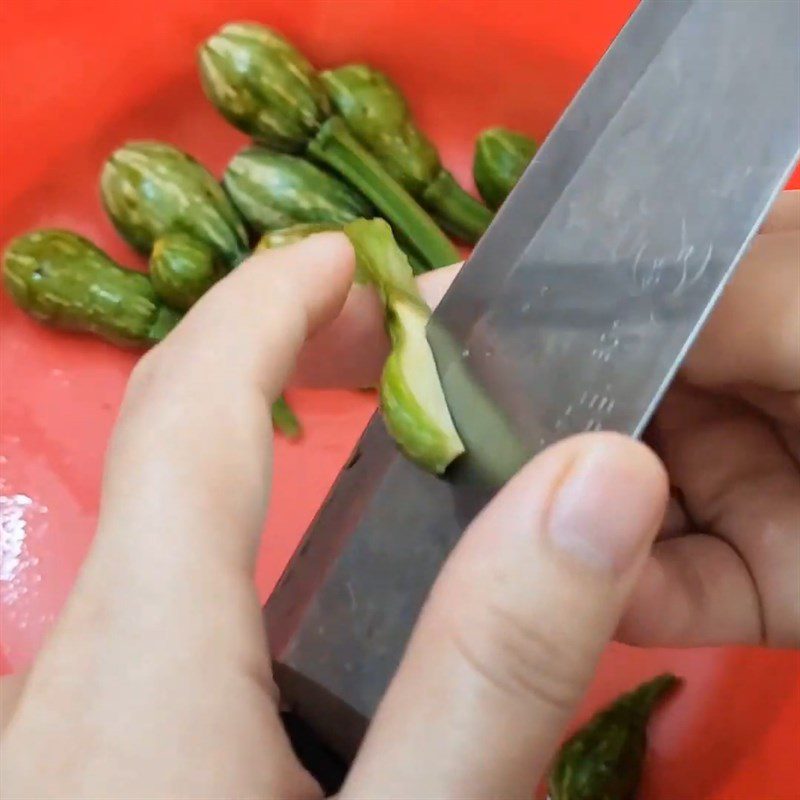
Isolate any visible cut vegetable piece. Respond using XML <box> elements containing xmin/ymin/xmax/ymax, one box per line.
<box><xmin>381</xmin><ymin>299</ymin><xmax>465</xmax><ymax>473</ymax></box>
<box><xmin>344</xmin><ymin>218</ymin><xmax>464</xmax><ymax>473</ymax></box>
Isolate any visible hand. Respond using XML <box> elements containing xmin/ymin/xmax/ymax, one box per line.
<box><xmin>1</xmin><ymin>235</ymin><xmax>667</xmax><ymax>798</ymax></box>
<box><xmin>295</xmin><ymin>189</ymin><xmax>800</xmax><ymax>649</ymax></box>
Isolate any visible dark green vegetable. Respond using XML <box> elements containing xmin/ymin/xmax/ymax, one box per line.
<box><xmin>2</xmin><ymin>230</ymin><xmax>180</xmax><ymax>346</ymax></box>
<box><xmin>149</xmin><ymin>233</ymin><xmax>219</xmax><ymax>311</ymax></box>
<box><xmin>473</xmin><ymin>127</ymin><xmax>537</xmax><ymax>210</ymax></box>
<box><xmin>224</xmin><ymin>148</ymin><xmax>373</xmax><ymax>234</ymax></box>
<box><xmin>198</xmin><ymin>23</ymin><xmax>458</xmax><ymax>270</ymax></box>
<box><xmin>100</xmin><ymin>141</ymin><xmax>248</xmax><ymax>267</ymax></box>
<box><xmin>322</xmin><ymin>64</ymin><xmax>493</xmax><ymax>243</ymax></box>
<box><xmin>198</xmin><ymin>22</ymin><xmax>330</xmax><ymax>153</ymax></box>
<box><xmin>344</xmin><ymin>219</ymin><xmax>464</xmax><ymax>473</ymax></box>
<box><xmin>549</xmin><ymin>673</ymin><xmax>681</xmax><ymax>800</ymax></box>
<box><xmin>309</xmin><ymin>117</ymin><xmax>458</xmax><ymax>269</ymax></box>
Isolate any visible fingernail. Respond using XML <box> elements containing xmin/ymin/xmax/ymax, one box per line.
<box><xmin>548</xmin><ymin>438</ymin><xmax>665</xmax><ymax>573</ymax></box>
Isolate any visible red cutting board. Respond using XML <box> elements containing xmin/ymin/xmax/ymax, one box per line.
<box><xmin>1</xmin><ymin>2</ymin><xmax>798</xmax><ymax>798</ymax></box>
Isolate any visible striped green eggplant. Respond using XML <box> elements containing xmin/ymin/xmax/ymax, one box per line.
<box><xmin>2</xmin><ymin>229</ymin><xmax>180</xmax><ymax>346</ymax></box>
<box><xmin>198</xmin><ymin>23</ymin><xmax>458</xmax><ymax>270</ymax></box>
<box><xmin>100</xmin><ymin>141</ymin><xmax>249</xmax><ymax>267</ymax></box>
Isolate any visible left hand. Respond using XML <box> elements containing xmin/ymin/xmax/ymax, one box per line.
<box><xmin>0</xmin><ymin>234</ymin><xmax>667</xmax><ymax>798</ymax></box>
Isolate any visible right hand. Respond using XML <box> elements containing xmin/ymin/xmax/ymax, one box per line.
<box><xmin>295</xmin><ymin>189</ymin><xmax>800</xmax><ymax>649</ymax></box>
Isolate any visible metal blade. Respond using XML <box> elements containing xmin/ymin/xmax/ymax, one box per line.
<box><xmin>266</xmin><ymin>0</ymin><xmax>800</xmax><ymax>759</ymax></box>
<box><xmin>431</xmin><ymin>0</ymin><xmax>800</xmax><ymax>479</ymax></box>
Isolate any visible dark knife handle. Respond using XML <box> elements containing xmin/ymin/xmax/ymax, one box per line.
<box><xmin>280</xmin><ymin>710</ymin><xmax>349</xmax><ymax>795</ymax></box>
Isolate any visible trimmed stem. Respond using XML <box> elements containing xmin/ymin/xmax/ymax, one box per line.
<box><xmin>271</xmin><ymin>395</ymin><xmax>303</xmax><ymax>439</ymax></box>
<box><xmin>422</xmin><ymin>169</ymin><xmax>493</xmax><ymax>244</ymax></box>
<box><xmin>308</xmin><ymin>117</ymin><xmax>459</xmax><ymax>270</ymax></box>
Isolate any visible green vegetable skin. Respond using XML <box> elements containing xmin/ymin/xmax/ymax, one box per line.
<box><xmin>255</xmin><ymin>222</ymin><xmax>342</xmax><ymax>251</ymax></box>
<box><xmin>224</xmin><ymin>148</ymin><xmax>373</xmax><ymax>233</ymax></box>
<box><xmin>343</xmin><ymin>219</ymin><xmax>464</xmax><ymax>473</ymax></box>
<box><xmin>198</xmin><ymin>23</ymin><xmax>458</xmax><ymax>270</ymax></box>
<box><xmin>549</xmin><ymin>674</ymin><xmax>681</xmax><ymax>800</ymax></box>
<box><xmin>2</xmin><ymin>230</ymin><xmax>180</xmax><ymax>346</ymax></box>
<box><xmin>100</xmin><ymin>140</ymin><xmax>249</xmax><ymax>267</ymax></box>
<box><xmin>149</xmin><ymin>233</ymin><xmax>218</xmax><ymax>311</ymax></box>
<box><xmin>473</xmin><ymin>127</ymin><xmax>538</xmax><ymax>210</ymax></box>
<box><xmin>323</xmin><ymin>64</ymin><xmax>493</xmax><ymax>244</ymax></box>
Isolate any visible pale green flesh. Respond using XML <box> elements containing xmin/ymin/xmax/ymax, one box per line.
<box><xmin>391</xmin><ymin>301</ymin><xmax>463</xmax><ymax>461</ymax></box>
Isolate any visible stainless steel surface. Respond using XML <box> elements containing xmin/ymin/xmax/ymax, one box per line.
<box><xmin>266</xmin><ymin>0</ymin><xmax>800</xmax><ymax>758</ymax></box>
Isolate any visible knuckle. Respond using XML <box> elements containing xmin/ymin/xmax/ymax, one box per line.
<box><xmin>448</xmin><ymin>596</ymin><xmax>591</xmax><ymax>715</ymax></box>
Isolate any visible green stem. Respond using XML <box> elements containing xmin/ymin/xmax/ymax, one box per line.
<box><xmin>271</xmin><ymin>395</ymin><xmax>303</xmax><ymax>439</ymax></box>
<box><xmin>308</xmin><ymin>117</ymin><xmax>459</xmax><ymax>270</ymax></box>
<box><xmin>422</xmin><ymin>169</ymin><xmax>493</xmax><ymax>244</ymax></box>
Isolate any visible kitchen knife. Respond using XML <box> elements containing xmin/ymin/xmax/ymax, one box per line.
<box><xmin>268</xmin><ymin>0</ymin><xmax>800</xmax><ymax>768</ymax></box>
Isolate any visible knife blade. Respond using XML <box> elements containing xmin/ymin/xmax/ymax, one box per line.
<box><xmin>267</xmin><ymin>0</ymin><xmax>800</xmax><ymax>764</ymax></box>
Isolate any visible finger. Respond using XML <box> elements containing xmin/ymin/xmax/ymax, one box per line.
<box><xmin>656</xmin><ymin>388</ymin><xmax>800</xmax><ymax>646</ymax></box>
<box><xmin>344</xmin><ymin>434</ymin><xmax>667</xmax><ymax>799</ymax></box>
<box><xmin>683</xmin><ymin>229</ymin><xmax>800</xmax><ymax>391</ymax></box>
<box><xmin>759</xmin><ymin>189</ymin><xmax>799</xmax><ymax>233</ymax></box>
<box><xmin>293</xmin><ymin>262</ymin><xmax>461</xmax><ymax>388</ymax></box>
<box><xmin>0</xmin><ymin>672</ymin><xmax>28</xmax><ymax>734</ymax></box>
<box><xmin>617</xmin><ymin>534</ymin><xmax>763</xmax><ymax>646</ymax></box>
<box><xmin>2</xmin><ymin>234</ymin><xmax>353</xmax><ymax>800</ymax></box>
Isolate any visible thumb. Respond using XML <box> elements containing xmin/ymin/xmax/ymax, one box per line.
<box><xmin>344</xmin><ymin>433</ymin><xmax>668</xmax><ymax>800</ymax></box>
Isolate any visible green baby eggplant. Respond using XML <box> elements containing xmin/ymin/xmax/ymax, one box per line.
<box><xmin>473</xmin><ymin>127</ymin><xmax>537</xmax><ymax>210</ymax></box>
<box><xmin>198</xmin><ymin>23</ymin><xmax>458</xmax><ymax>270</ymax></box>
<box><xmin>224</xmin><ymin>148</ymin><xmax>373</xmax><ymax>234</ymax></box>
<box><xmin>343</xmin><ymin>218</ymin><xmax>464</xmax><ymax>473</ymax></box>
<box><xmin>100</xmin><ymin>141</ymin><xmax>248</xmax><ymax>267</ymax></box>
<box><xmin>2</xmin><ymin>229</ymin><xmax>299</xmax><ymax>439</ymax></box>
<box><xmin>198</xmin><ymin>22</ymin><xmax>330</xmax><ymax>152</ymax></box>
<box><xmin>2</xmin><ymin>229</ymin><xmax>180</xmax><ymax>346</ymax></box>
<box><xmin>323</xmin><ymin>64</ymin><xmax>493</xmax><ymax>243</ymax></box>
<box><xmin>549</xmin><ymin>673</ymin><xmax>681</xmax><ymax>800</ymax></box>
<box><xmin>149</xmin><ymin>233</ymin><xmax>219</xmax><ymax>311</ymax></box>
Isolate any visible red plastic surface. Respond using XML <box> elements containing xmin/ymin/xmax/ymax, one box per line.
<box><xmin>1</xmin><ymin>2</ymin><xmax>798</xmax><ymax>797</ymax></box>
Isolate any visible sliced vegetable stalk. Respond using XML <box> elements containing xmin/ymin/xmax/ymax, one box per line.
<box><xmin>223</xmin><ymin>148</ymin><xmax>374</xmax><ymax>234</ymax></box>
<box><xmin>548</xmin><ymin>673</ymin><xmax>681</xmax><ymax>800</ymax></box>
<box><xmin>100</xmin><ymin>141</ymin><xmax>248</xmax><ymax>268</ymax></box>
<box><xmin>2</xmin><ymin>229</ymin><xmax>299</xmax><ymax>439</ymax></box>
<box><xmin>343</xmin><ymin>218</ymin><xmax>464</xmax><ymax>474</ymax></box>
<box><xmin>198</xmin><ymin>23</ymin><xmax>458</xmax><ymax>270</ymax></box>
<box><xmin>322</xmin><ymin>64</ymin><xmax>493</xmax><ymax>243</ymax></box>
<box><xmin>473</xmin><ymin>127</ymin><xmax>537</xmax><ymax>210</ymax></box>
